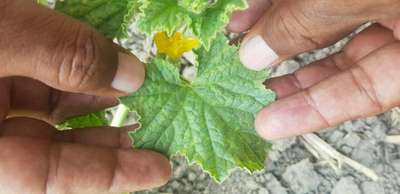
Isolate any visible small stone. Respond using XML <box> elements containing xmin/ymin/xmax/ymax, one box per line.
<box><xmin>332</xmin><ymin>177</ymin><xmax>361</xmax><ymax>194</ymax></box>
<box><xmin>188</xmin><ymin>172</ymin><xmax>197</xmax><ymax>181</ymax></box>
<box><xmin>268</xmin><ymin>150</ymin><xmax>281</xmax><ymax>162</ymax></box>
<box><xmin>257</xmin><ymin>187</ymin><xmax>270</xmax><ymax>194</ymax></box>
<box><xmin>170</xmin><ymin>180</ymin><xmax>181</xmax><ymax>189</ymax></box>
<box><xmin>328</xmin><ymin>131</ymin><xmax>345</xmax><ymax>143</ymax></box>
<box><xmin>173</xmin><ymin>165</ymin><xmax>186</xmax><ymax>178</ymax></box>
<box><xmin>341</xmin><ymin>133</ymin><xmax>361</xmax><ymax>148</ymax></box>
<box><xmin>365</xmin><ymin>116</ymin><xmax>380</xmax><ymax>125</ymax></box>
<box><xmin>340</xmin><ymin>145</ymin><xmax>353</xmax><ymax>154</ymax></box>
<box><xmin>361</xmin><ymin>181</ymin><xmax>385</xmax><ymax>194</ymax></box>
<box><xmin>272</xmin><ymin>138</ymin><xmax>296</xmax><ymax>152</ymax></box>
<box><xmin>198</xmin><ymin>173</ymin><xmax>207</xmax><ymax>180</ymax></box>
<box><xmin>245</xmin><ymin>179</ymin><xmax>260</xmax><ymax>190</ymax></box>
<box><xmin>351</xmin><ymin>141</ymin><xmax>377</xmax><ymax>166</ymax></box>
<box><xmin>391</xmin><ymin>159</ymin><xmax>400</xmax><ymax>171</ymax></box>
<box><xmin>341</xmin><ymin>121</ymin><xmax>355</xmax><ymax>131</ymax></box>
<box><xmin>282</xmin><ymin>159</ymin><xmax>321</xmax><ymax>194</ymax></box>
<box><xmin>265</xmin><ymin>174</ymin><xmax>287</xmax><ymax>194</ymax></box>
<box><xmin>370</xmin><ymin>121</ymin><xmax>388</xmax><ymax>141</ymax></box>
<box><xmin>374</xmin><ymin>163</ymin><xmax>386</xmax><ymax>174</ymax></box>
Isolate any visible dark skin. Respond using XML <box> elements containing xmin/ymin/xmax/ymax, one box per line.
<box><xmin>2</xmin><ymin>0</ymin><xmax>400</xmax><ymax>193</ymax></box>
<box><xmin>0</xmin><ymin>77</ymin><xmax>171</xmax><ymax>193</ymax></box>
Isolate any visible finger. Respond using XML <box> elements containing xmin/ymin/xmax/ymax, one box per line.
<box><xmin>1</xmin><ymin>117</ymin><xmax>134</xmax><ymax>149</ymax></box>
<box><xmin>267</xmin><ymin>25</ymin><xmax>397</xmax><ymax>98</ymax></box>
<box><xmin>0</xmin><ymin>79</ymin><xmax>10</xmax><ymax>121</ymax></box>
<box><xmin>55</xmin><ymin>125</ymin><xmax>137</xmax><ymax>149</ymax></box>
<box><xmin>2</xmin><ymin>77</ymin><xmax>117</xmax><ymax>124</ymax></box>
<box><xmin>0</xmin><ymin>0</ymin><xmax>145</xmax><ymax>96</ymax></box>
<box><xmin>228</xmin><ymin>0</ymin><xmax>272</xmax><ymax>32</ymax></box>
<box><xmin>49</xmin><ymin>147</ymin><xmax>170</xmax><ymax>194</ymax></box>
<box><xmin>0</xmin><ymin>117</ymin><xmax>55</xmax><ymax>139</ymax></box>
<box><xmin>239</xmin><ymin>0</ymin><xmax>400</xmax><ymax>71</ymax></box>
<box><xmin>266</xmin><ymin>55</ymin><xmax>343</xmax><ymax>99</ymax></box>
<box><xmin>256</xmin><ymin>41</ymin><xmax>400</xmax><ymax>140</ymax></box>
<box><xmin>380</xmin><ymin>19</ymin><xmax>400</xmax><ymax>40</ymax></box>
<box><xmin>0</xmin><ymin>119</ymin><xmax>171</xmax><ymax>193</ymax></box>
<box><xmin>0</xmin><ymin>140</ymin><xmax>170</xmax><ymax>194</ymax></box>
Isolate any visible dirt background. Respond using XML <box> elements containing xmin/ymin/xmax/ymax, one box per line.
<box><xmin>123</xmin><ymin>24</ymin><xmax>400</xmax><ymax>194</ymax></box>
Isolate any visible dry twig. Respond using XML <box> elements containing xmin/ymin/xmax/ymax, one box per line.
<box><xmin>301</xmin><ymin>134</ymin><xmax>379</xmax><ymax>181</ymax></box>
<box><xmin>385</xmin><ymin>135</ymin><xmax>400</xmax><ymax>145</ymax></box>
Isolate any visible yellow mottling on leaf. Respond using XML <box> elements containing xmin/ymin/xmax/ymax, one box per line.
<box><xmin>154</xmin><ymin>32</ymin><xmax>200</xmax><ymax>60</ymax></box>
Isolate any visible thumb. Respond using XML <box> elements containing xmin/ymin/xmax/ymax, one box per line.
<box><xmin>239</xmin><ymin>0</ymin><xmax>400</xmax><ymax>71</ymax></box>
<box><xmin>0</xmin><ymin>0</ymin><xmax>144</xmax><ymax>96</ymax></box>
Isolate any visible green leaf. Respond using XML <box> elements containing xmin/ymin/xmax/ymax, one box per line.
<box><xmin>191</xmin><ymin>0</ymin><xmax>247</xmax><ymax>49</ymax></box>
<box><xmin>36</xmin><ymin>0</ymin><xmax>48</xmax><ymax>6</ymax></box>
<box><xmin>55</xmin><ymin>0</ymin><xmax>273</xmax><ymax>182</ymax></box>
<box><xmin>137</xmin><ymin>0</ymin><xmax>191</xmax><ymax>35</ymax></box>
<box><xmin>55</xmin><ymin>0</ymin><xmax>141</xmax><ymax>38</ymax></box>
<box><xmin>137</xmin><ymin>0</ymin><xmax>247</xmax><ymax>48</ymax></box>
<box><xmin>120</xmin><ymin>34</ymin><xmax>275</xmax><ymax>182</ymax></box>
<box><xmin>178</xmin><ymin>0</ymin><xmax>209</xmax><ymax>13</ymax></box>
<box><xmin>58</xmin><ymin>111</ymin><xmax>109</xmax><ymax>130</ymax></box>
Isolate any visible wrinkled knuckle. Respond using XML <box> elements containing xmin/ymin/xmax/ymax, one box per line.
<box><xmin>46</xmin><ymin>88</ymin><xmax>63</xmax><ymax>124</ymax></box>
<box><xmin>55</xmin><ymin>26</ymin><xmax>99</xmax><ymax>90</ymax></box>
<box><xmin>276</xmin><ymin>4</ymin><xmax>324</xmax><ymax>51</ymax></box>
<box><xmin>303</xmin><ymin>89</ymin><xmax>332</xmax><ymax>126</ymax></box>
<box><xmin>349</xmin><ymin>67</ymin><xmax>384</xmax><ymax>113</ymax></box>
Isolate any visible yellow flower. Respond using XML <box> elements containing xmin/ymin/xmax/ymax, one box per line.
<box><xmin>154</xmin><ymin>32</ymin><xmax>200</xmax><ymax>60</ymax></box>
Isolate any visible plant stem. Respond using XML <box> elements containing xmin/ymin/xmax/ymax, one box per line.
<box><xmin>113</xmin><ymin>105</ymin><xmax>132</xmax><ymax>194</ymax></box>
<box><xmin>385</xmin><ymin>135</ymin><xmax>400</xmax><ymax>144</ymax></box>
<box><xmin>111</xmin><ymin>104</ymin><xmax>130</xmax><ymax>127</ymax></box>
<box><xmin>301</xmin><ymin>134</ymin><xmax>379</xmax><ymax>181</ymax></box>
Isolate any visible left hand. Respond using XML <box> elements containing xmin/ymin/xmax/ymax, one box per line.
<box><xmin>0</xmin><ymin>77</ymin><xmax>171</xmax><ymax>194</ymax></box>
<box><xmin>0</xmin><ymin>1</ymin><xmax>170</xmax><ymax>193</ymax></box>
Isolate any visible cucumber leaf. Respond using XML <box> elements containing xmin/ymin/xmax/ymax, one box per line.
<box><xmin>138</xmin><ymin>0</ymin><xmax>247</xmax><ymax>49</ymax></box>
<box><xmin>58</xmin><ymin>111</ymin><xmax>109</xmax><ymax>130</ymax></box>
<box><xmin>55</xmin><ymin>0</ymin><xmax>141</xmax><ymax>38</ymax></box>
<box><xmin>120</xmin><ymin>34</ymin><xmax>275</xmax><ymax>182</ymax></box>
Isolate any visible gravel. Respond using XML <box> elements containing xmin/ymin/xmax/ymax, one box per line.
<box><xmin>361</xmin><ymin>181</ymin><xmax>385</xmax><ymax>194</ymax></box>
<box><xmin>332</xmin><ymin>177</ymin><xmax>361</xmax><ymax>194</ymax></box>
<box><xmin>282</xmin><ymin>159</ymin><xmax>322</xmax><ymax>194</ymax></box>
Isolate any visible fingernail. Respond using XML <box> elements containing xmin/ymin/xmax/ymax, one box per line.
<box><xmin>255</xmin><ymin>106</ymin><xmax>287</xmax><ymax>140</ymax></box>
<box><xmin>112</xmin><ymin>52</ymin><xmax>145</xmax><ymax>93</ymax></box>
<box><xmin>240</xmin><ymin>35</ymin><xmax>278</xmax><ymax>71</ymax></box>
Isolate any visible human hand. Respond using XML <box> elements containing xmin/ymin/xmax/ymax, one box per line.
<box><xmin>0</xmin><ymin>1</ymin><xmax>170</xmax><ymax>193</ymax></box>
<box><xmin>230</xmin><ymin>0</ymin><xmax>400</xmax><ymax>140</ymax></box>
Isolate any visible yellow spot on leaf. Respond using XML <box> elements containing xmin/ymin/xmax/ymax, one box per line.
<box><xmin>154</xmin><ymin>32</ymin><xmax>200</xmax><ymax>60</ymax></box>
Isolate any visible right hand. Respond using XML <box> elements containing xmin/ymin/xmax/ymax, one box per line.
<box><xmin>229</xmin><ymin>0</ymin><xmax>400</xmax><ymax>140</ymax></box>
